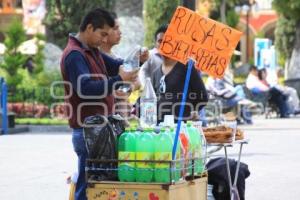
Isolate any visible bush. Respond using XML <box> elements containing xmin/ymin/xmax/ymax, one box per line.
<box><xmin>0</xmin><ymin>20</ymin><xmax>27</xmax><ymax>89</ymax></box>
<box><xmin>143</xmin><ymin>0</ymin><xmax>180</xmax><ymax>47</ymax></box>
<box><xmin>8</xmin><ymin>102</ymin><xmax>49</xmax><ymax>118</ymax></box>
<box><xmin>15</xmin><ymin>118</ymin><xmax>68</xmax><ymax>125</ymax></box>
<box><xmin>8</xmin><ymin>102</ymin><xmax>68</xmax><ymax>118</ymax></box>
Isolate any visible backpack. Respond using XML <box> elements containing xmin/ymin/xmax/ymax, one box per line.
<box><xmin>207</xmin><ymin>157</ymin><xmax>250</xmax><ymax>200</ymax></box>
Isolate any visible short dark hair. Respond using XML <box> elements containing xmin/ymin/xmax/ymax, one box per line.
<box><xmin>250</xmin><ymin>65</ymin><xmax>257</xmax><ymax>71</ymax></box>
<box><xmin>154</xmin><ymin>24</ymin><xmax>168</xmax><ymax>40</ymax></box>
<box><xmin>258</xmin><ymin>68</ymin><xmax>266</xmax><ymax>80</ymax></box>
<box><xmin>80</xmin><ymin>8</ymin><xmax>115</xmax><ymax>32</ymax></box>
<box><xmin>110</xmin><ymin>12</ymin><xmax>118</xmax><ymax>20</ymax></box>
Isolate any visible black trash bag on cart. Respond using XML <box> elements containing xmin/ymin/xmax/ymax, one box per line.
<box><xmin>83</xmin><ymin>114</ymin><xmax>126</xmax><ymax>181</ymax></box>
<box><xmin>207</xmin><ymin>157</ymin><xmax>250</xmax><ymax>200</ymax></box>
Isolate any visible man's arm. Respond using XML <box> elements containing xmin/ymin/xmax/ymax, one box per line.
<box><xmin>65</xmin><ymin>51</ymin><xmax>122</xmax><ymax>96</ymax></box>
<box><xmin>101</xmin><ymin>52</ymin><xmax>123</xmax><ymax>76</ymax></box>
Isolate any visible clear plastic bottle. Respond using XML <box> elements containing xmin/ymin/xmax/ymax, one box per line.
<box><xmin>118</xmin><ymin>45</ymin><xmax>141</xmax><ymax>93</ymax></box>
<box><xmin>140</xmin><ymin>78</ymin><xmax>157</xmax><ymax>128</ymax></box>
<box><xmin>123</xmin><ymin>45</ymin><xmax>141</xmax><ymax>72</ymax></box>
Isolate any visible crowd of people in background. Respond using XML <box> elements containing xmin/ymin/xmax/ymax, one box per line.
<box><xmin>246</xmin><ymin>66</ymin><xmax>300</xmax><ymax>118</ymax></box>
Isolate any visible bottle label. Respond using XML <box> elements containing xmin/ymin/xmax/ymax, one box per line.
<box><xmin>154</xmin><ymin>152</ymin><xmax>172</xmax><ymax>169</ymax></box>
<box><xmin>136</xmin><ymin>152</ymin><xmax>153</xmax><ymax>168</ymax></box>
<box><xmin>119</xmin><ymin>152</ymin><xmax>135</xmax><ymax>167</ymax></box>
<box><xmin>141</xmin><ymin>102</ymin><xmax>157</xmax><ymax>127</ymax></box>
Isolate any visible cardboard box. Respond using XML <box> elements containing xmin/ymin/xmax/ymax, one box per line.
<box><xmin>87</xmin><ymin>176</ymin><xmax>207</xmax><ymax>200</ymax></box>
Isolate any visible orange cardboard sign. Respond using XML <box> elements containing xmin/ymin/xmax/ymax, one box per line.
<box><xmin>159</xmin><ymin>6</ymin><xmax>243</xmax><ymax>78</ymax></box>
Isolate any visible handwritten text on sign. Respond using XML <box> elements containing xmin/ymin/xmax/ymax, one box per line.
<box><xmin>159</xmin><ymin>6</ymin><xmax>242</xmax><ymax>78</ymax></box>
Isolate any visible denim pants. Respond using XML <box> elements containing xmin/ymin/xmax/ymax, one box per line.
<box><xmin>72</xmin><ymin>128</ymin><xmax>88</xmax><ymax>200</ymax></box>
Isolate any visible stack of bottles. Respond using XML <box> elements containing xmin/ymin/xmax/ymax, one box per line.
<box><xmin>117</xmin><ymin>122</ymin><xmax>205</xmax><ymax>183</ymax></box>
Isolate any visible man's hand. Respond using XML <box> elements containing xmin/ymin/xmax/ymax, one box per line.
<box><xmin>114</xmin><ymin>89</ymin><xmax>131</xmax><ymax>99</ymax></box>
<box><xmin>132</xmin><ymin>79</ymin><xmax>141</xmax><ymax>91</ymax></box>
<box><xmin>119</xmin><ymin>66</ymin><xmax>139</xmax><ymax>83</ymax></box>
<box><xmin>140</xmin><ymin>47</ymin><xmax>149</xmax><ymax>63</ymax></box>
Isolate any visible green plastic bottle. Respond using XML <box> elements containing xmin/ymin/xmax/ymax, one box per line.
<box><xmin>136</xmin><ymin>128</ymin><xmax>154</xmax><ymax>182</ymax></box>
<box><xmin>154</xmin><ymin>128</ymin><xmax>173</xmax><ymax>183</ymax></box>
<box><xmin>169</xmin><ymin>127</ymin><xmax>182</xmax><ymax>182</ymax></box>
<box><xmin>118</xmin><ymin>128</ymin><xmax>136</xmax><ymax>182</ymax></box>
<box><xmin>186</xmin><ymin>122</ymin><xmax>203</xmax><ymax>175</ymax></box>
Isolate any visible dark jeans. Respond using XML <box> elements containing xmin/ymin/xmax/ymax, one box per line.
<box><xmin>269</xmin><ymin>87</ymin><xmax>289</xmax><ymax>117</ymax></box>
<box><xmin>72</xmin><ymin>128</ymin><xmax>88</xmax><ymax>200</ymax></box>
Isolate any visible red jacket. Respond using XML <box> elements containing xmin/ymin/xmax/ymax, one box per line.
<box><xmin>60</xmin><ymin>36</ymin><xmax>114</xmax><ymax>128</ymax></box>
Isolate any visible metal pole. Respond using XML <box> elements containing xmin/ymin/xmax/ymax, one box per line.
<box><xmin>246</xmin><ymin>6</ymin><xmax>250</xmax><ymax>63</ymax></box>
<box><xmin>1</xmin><ymin>79</ymin><xmax>8</xmax><ymax>134</ymax></box>
<box><xmin>221</xmin><ymin>0</ymin><xmax>227</xmax><ymax>23</ymax></box>
<box><xmin>224</xmin><ymin>146</ymin><xmax>233</xmax><ymax>200</ymax></box>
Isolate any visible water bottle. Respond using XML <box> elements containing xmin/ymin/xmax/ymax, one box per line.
<box><xmin>154</xmin><ymin>128</ymin><xmax>173</xmax><ymax>183</ymax></box>
<box><xmin>118</xmin><ymin>128</ymin><xmax>136</xmax><ymax>182</ymax></box>
<box><xmin>136</xmin><ymin>128</ymin><xmax>155</xmax><ymax>182</ymax></box>
<box><xmin>118</xmin><ymin>45</ymin><xmax>142</xmax><ymax>93</ymax></box>
<box><xmin>123</xmin><ymin>45</ymin><xmax>141</xmax><ymax>72</ymax></box>
<box><xmin>192</xmin><ymin>121</ymin><xmax>205</xmax><ymax>174</ymax></box>
<box><xmin>140</xmin><ymin>78</ymin><xmax>157</xmax><ymax>128</ymax></box>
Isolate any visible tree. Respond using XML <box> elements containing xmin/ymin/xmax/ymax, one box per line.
<box><xmin>0</xmin><ymin>20</ymin><xmax>27</xmax><ymax>90</ymax></box>
<box><xmin>210</xmin><ymin>0</ymin><xmax>240</xmax><ymax>28</ymax></box>
<box><xmin>44</xmin><ymin>0</ymin><xmax>115</xmax><ymax>48</ymax></box>
<box><xmin>32</xmin><ymin>34</ymin><xmax>46</xmax><ymax>75</ymax></box>
<box><xmin>143</xmin><ymin>0</ymin><xmax>180</xmax><ymax>47</ymax></box>
<box><xmin>273</xmin><ymin>0</ymin><xmax>300</xmax><ymax>79</ymax></box>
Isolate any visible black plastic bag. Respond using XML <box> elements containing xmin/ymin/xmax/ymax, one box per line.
<box><xmin>83</xmin><ymin>114</ymin><xmax>125</xmax><ymax>181</ymax></box>
<box><xmin>207</xmin><ymin>157</ymin><xmax>250</xmax><ymax>200</ymax></box>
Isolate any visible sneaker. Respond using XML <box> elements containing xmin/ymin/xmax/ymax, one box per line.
<box><xmin>294</xmin><ymin>109</ymin><xmax>300</xmax><ymax>115</ymax></box>
<box><xmin>245</xmin><ymin>119</ymin><xmax>253</xmax><ymax>125</ymax></box>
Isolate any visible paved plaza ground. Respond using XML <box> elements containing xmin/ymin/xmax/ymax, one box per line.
<box><xmin>0</xmin><ymin>116</ymin><xmax>300</xmax><ymax>200</ymax></box>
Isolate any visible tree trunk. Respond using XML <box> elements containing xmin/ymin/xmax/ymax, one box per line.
<box><xmin>220</xmin><ymin>0</ymin><xmax>226</xmax><ymax>23</ymax></box>
<box><xmin>287</xmin><ymin>21</ymin><xmax>300</xmax><ymax>79</ymax></box>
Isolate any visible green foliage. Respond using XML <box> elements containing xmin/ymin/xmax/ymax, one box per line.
<box><xmin>226</xmin><ymin>9</ymin><xmax>240</xmax><ymax>28</ymax></box>
<box><xmin>9</xmin><ymin>84</ymin><xmax>64</xmax><ymax>106</ymax></box>
<box><xmin>32</xmin><ymin>33</ymin><xmax>45</xmax><ymax>76</ymax></box>
<box><xmin>255</xmin><ymin>31</ymin><xmax>265</xmax><ymax>39</ymax></box>
<box><xmin>44</xmin><ymin>0</ymin><xmax>115</xmax><ymax>48</ymax></box>
<box><xmin>274</xmin><ymin>15</ymin><xmax>296</xmax><ymax>60</ymax></box>
<box><xmin>273</xmin><ymin>0</ymin><xmax>300</xmax><ymax>60</ymax></box>
<box><xmin>16</xmin><ymin>118</ymin><xmax>68</xmax><ymax>125</ymax></box>
<box><xmin>210</xmin><ymin>0</ymin><xmax>240</xmax><ymax>27</ymax></box>
<box><xmin>273</xmin><ymin>0</ymin><xmax>300</xmax><ymax>21</ymax></box>
<box><xmin>0</xmin><ymin>20</ymin><xmax>27</xmax><ymax>89</ymax></box>
<box><xmin>233</xmin><ymin>75</ymin><xmax>246</xmax><ymax>84</ymax></box>
<box><xmin>144</xmin><ymin>0</ymin><xmax>180</xmax><ymax>47</ymax></box>
<box><xmin>13</xmin><ymin>33</ymin><xmax>62</xmax><ymax>105</ymax></box>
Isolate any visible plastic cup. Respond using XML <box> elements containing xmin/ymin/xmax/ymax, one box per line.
<box><xmin>163</xmin><ymin>115</ymin><xmax>175</xmax><ymax>127</ymax></box>
<box><xmin>222</xmin><ymin>120</ymin><xmax>237</xmax><ymax>143</ymax></box>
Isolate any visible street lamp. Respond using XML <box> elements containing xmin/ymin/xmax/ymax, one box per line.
<box><xmin>236</xmin><ymin>0</ymin><xmax>256</xmax><ymax>63</ymax></box>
